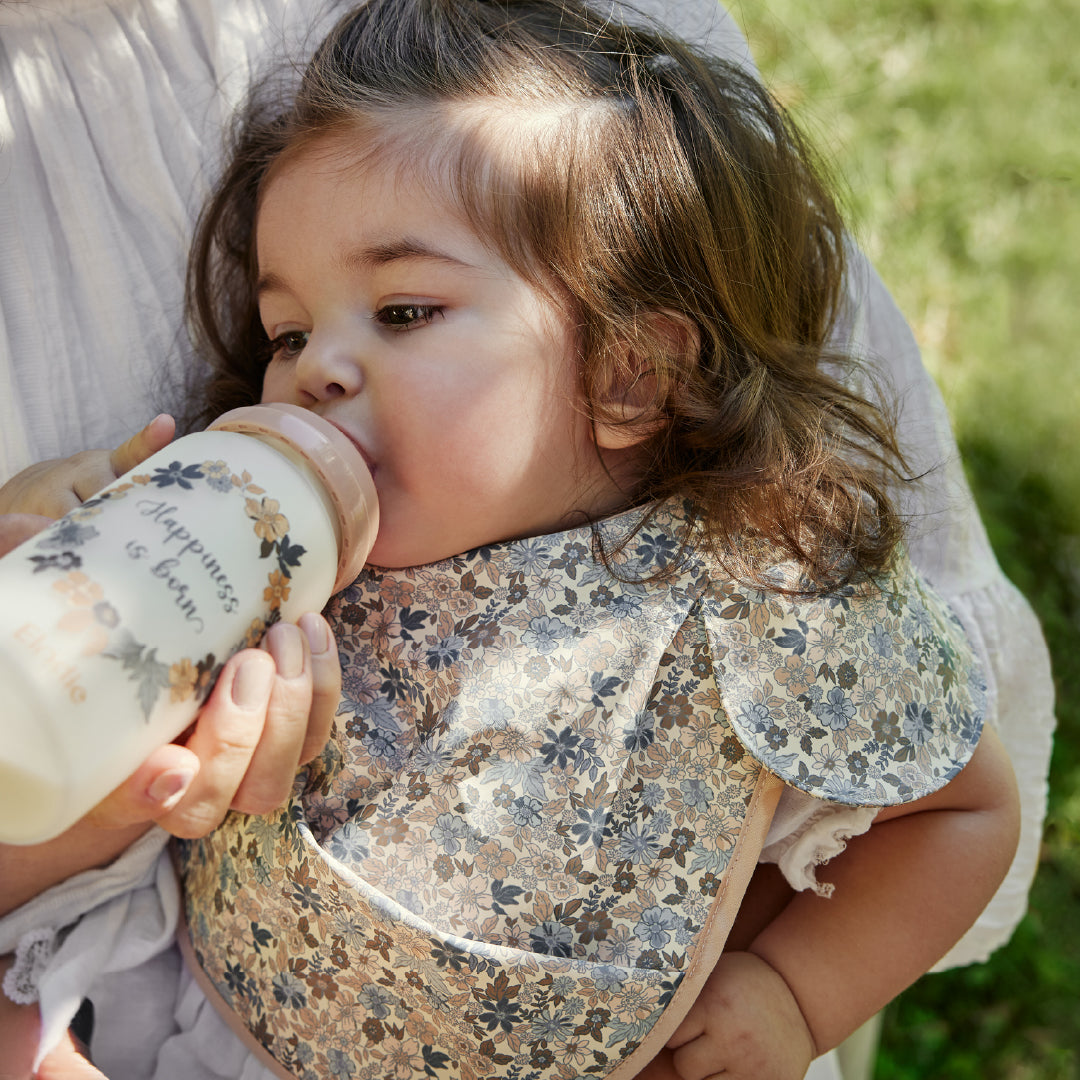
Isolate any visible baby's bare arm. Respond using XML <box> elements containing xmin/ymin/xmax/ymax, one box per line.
<box><xmin>750</xmin><ymin>725</ymin><xmax>1020</xmax><ymax>1055</ymax></box>
<box><xmin>634</xmin><ymin>727</ymin><xmax>1018</xmax><ymax>1080</ymax></box>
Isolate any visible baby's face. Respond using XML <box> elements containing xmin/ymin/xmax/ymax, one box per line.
<box><xmin>256</xmin><ymin>139</ymin><xmax>634</xmax><ymax>568</ymax></box>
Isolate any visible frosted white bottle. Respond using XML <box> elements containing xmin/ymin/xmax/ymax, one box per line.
<box><xmin>0</xmin><ymin>404</ymin><xmax>378</xmax><ymax>844</ymax></box>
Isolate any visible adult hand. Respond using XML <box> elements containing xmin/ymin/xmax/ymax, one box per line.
<box><xmin>87</xmin><ymin>613</ymin><xmax>340</xmax><ymax>838</ymax></box>
<box><xmin>0</xmin><ymin>607</ymin><xmax>340</xmax><ymax>914</ymax></box>
<box><xmin>0</xmin><ymin>510</ymin><xmax>341</xmax><ymax>909</ymax></box>
<box><xmin>0</xmin><ymin>413</ymin><xmax>175</xmax><ymax>519</ymax></box>
<box><xmin>0</xmin><ymin>415</ymin><xmax>342</xmax><ymax>849</ymax></box>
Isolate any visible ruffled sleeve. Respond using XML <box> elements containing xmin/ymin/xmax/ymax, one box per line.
<box><xmin>760</xmin><ymin>788</ymin><xmax>878</xmax><ymax>897</ymax></box>
<box><xmin>700</xmin><ymin>550</ymin><xmax>987</xmax><ymax>806</ymax></box>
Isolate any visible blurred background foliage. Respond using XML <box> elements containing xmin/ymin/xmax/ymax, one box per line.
<box><xmin>730</xmin><ymin>0</ymin><xmax>1078</xmax><ymax>1076</ymax></box>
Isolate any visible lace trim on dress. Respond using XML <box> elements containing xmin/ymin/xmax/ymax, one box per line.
<box><xmin>2</xmin><ymin>927</ymin><xmax>57</xmax><ymax>1005</ymax></box>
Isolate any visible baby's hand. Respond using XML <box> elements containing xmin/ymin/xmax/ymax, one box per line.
<box><xmin>638</xmin><ymin>951</ymin><xmax>816</xmax><ymax>1080</ymax></box>
<box><xmin>0</xmin><ymin>414</ymin><xmax>175</xmax><ymax>519</ymax></box>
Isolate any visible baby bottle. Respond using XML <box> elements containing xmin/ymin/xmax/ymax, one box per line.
<box><xmin>0</xmin><ymin>404</ymin><xmax>378</xmax><ymax>844</ymax></box>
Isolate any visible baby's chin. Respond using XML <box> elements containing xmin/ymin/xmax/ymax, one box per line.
<box><xmin>364</xmin><ymin>532</ymin><xmax>463</xmax><ymax>571</ymax></box>
<box><xmin>365</xmin><ymin>521</ymin><xmax>522</xmax><ymax>571</ymax></box>
<box><xmin>364</xmin><ymin>503</ymin><xmax>606</xmax><ymax>570</ymax></box>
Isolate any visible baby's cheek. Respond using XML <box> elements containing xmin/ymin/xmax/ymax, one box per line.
<box><xmin>260</xmin><ymin>361</ymin><xmax>293</xmax><ymax>404</ymax></box>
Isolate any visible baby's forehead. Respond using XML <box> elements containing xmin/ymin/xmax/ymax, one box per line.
<box><xmin>288</xmin><ymin>87</ymin><xmax>607</xmax><ymax>178</ymax></box>
<box><xmin>258</xmin><ymin>89</ymin><xmax>616</xmax><ymax>286</ymax></box>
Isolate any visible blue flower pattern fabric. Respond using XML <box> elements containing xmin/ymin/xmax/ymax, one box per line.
<box><xmin>177</xmin><ymin>500</ymin><xmax>985</xmax><ymax>1080</ymax></box>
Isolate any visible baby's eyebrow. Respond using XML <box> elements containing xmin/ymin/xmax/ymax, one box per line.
<box><xmin>255</xmin><ymin>237</ymin><xmax>484</xmax><ymax>296</ymax></box>
<box><xmin>339</xmin><ymin>237</ymin><xmax>480</xmax><ymax>273</ymax></box>
<box><xmin>256</xmin><ymin>271</ymin><xmax>289</xmax><ymax>296</ymax></box>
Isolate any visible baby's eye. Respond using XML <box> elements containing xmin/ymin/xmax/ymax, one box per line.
<box><xmin>374</xmin><ymin>304</ymin><xmax>442</xmax><ymax>330</ymax></box>
<box><xmin>268</xmin><ymin>330</ymin><xmax>310</xmax><ymax>359</ymax></box>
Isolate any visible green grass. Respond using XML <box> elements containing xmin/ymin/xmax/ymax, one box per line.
<box><xmin>727</xmin><ymin>1</ymin><xmax>1080</xmax><ymax>1076</ymax></box>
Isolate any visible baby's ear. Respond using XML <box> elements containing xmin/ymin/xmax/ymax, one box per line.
<box><xmin>593</xmin><ymin>310</ymin><xmax>699</xmax><ymax>450</ymax></box>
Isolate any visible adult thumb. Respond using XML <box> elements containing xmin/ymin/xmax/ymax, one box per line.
<box><xmin>107</xmin><ymin>414</ymin><xmax>176</xmax><ymax>477</ymax></box>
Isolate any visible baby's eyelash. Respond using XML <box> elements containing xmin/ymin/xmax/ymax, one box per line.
<box><xmin>265</xmin><ymin>306</ymin><xmax>441</xmax><ymax>357</ymax></box>
<box><xmin>267</xmin><ymin>330</ymin><xmax>310</xmax><ymax>359</ymax></box>
<box><xmin>373</xmin><ymin>304</ymin><xmax>443</xmax><ymax>330</ymax></box>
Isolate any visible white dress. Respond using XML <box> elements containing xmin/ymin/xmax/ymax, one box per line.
<box><xmin>0</xmin><ymin>1</ymin><xmax>1055</xmax><ymax>1078</ymax></box>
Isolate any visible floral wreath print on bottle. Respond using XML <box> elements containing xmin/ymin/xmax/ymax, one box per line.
<box><xmin>26</xmin><ymin>456</ymin><xmax>307</xmax><ymax>721</ymax></box>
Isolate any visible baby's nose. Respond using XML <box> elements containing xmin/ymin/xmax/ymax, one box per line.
<box><xmin>297</xmin><ymin>337</ymin><xmax>364</xmax><ymax>401</ymax></box>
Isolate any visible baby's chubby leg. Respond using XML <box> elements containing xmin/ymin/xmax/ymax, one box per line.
<box><xmin>0</xmin><ymin>961</ymin><xmax>103</xmax><ymax>1079</ymax></box>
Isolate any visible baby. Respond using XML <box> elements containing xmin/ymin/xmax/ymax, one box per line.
<box><xmin>0</xmin><ymin>1</ymin><xmax>1019</xmax><ymax>1077</ymax></box>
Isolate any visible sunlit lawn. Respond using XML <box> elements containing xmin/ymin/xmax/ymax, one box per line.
<box><xmin>728</xmin><ymin>0</ymin><xmax>1080</xmax><ymax>1075</ymax></box>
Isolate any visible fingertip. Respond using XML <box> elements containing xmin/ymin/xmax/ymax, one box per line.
<box><xmin>263</xmin><ymin>620</ymin><xmax>307</xmax><ymax>680</ymax></box>
<box><xmin>296</xmin><ymin>616</ymin><xmax>339</xmax><ymax>767</ymax></box>
<box><xmin>143</xmin><ymin>413</ymin><xmax>177</xmax><ymax>453</ymax></box>
<box><xmin>231</xmin><ymin>649</ymin><xmax>277</xmax><ymax>707</ymax></box>
<box><xmin>110</xmin><ymin>414</ymin><xmax>176</xmax><ymax>475</ymax></box>
<box><xmin>87</xmin><ymin>745</ymin><xmax>200</xmax><ymax>829</ymax></box>
<box><xmin>298</xmin><ymin>611</ymin><xmax>332</xmax><ymax>656</ymax></box>
<box><xmin>146</xmin><ymin>412</ymin><xmax>175</xmax><ymax>432</ymax></box>
<box><xmin>147</xmin><ymin>767</ymin><xmax>197</xmax><ymax>811</ymax></box>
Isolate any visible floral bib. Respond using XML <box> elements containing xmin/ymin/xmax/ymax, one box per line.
<box><xmin>176</xmin><ymin>501</ymin><xmax>985</xmax><ymax>1080</ymax></box>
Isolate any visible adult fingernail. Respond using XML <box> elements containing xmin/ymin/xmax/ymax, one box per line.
<box><xmin>299</xmin><ymin>613</ymin><xmax>330</xmax><ymax>655</ymax></box>
<box><xmin>266</xmin><ymin>623</ymin><xmax>304</xmax><ymax>678</ymax></box>
<box><xmin>233</xmin><ymin>654</ymin><xmax>275</xmax><ymax>706</ymax></box>
<box><xmin>148</xmin><ymin>769</ymin><xmax>194</xmax><ymax>808</ymax></box>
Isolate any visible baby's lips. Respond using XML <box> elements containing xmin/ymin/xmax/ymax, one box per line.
<box><xmin>323</xmin><ymin>417</ymin><xmax>376</xmax><ymax>475</ymax></box>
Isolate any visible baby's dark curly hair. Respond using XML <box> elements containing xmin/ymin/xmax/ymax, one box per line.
<box><xmin>186</xmin><ymin>0</ymin><xmax>907</xmax><ymax>589</ymax></box>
